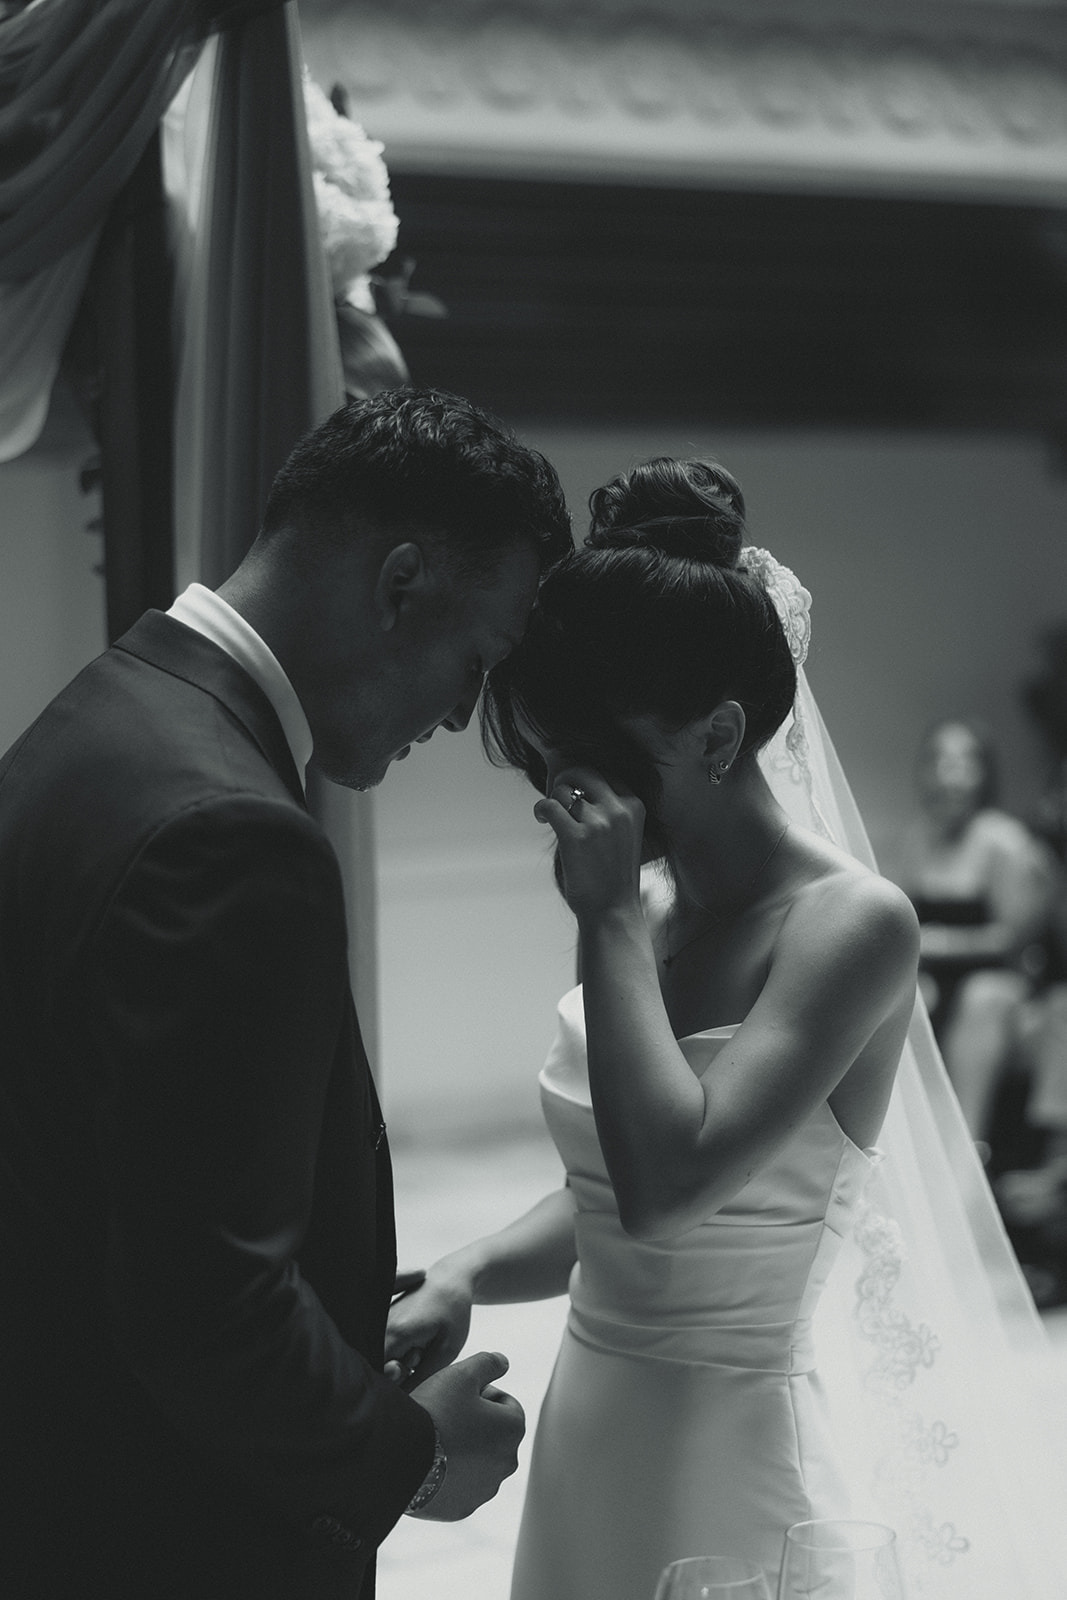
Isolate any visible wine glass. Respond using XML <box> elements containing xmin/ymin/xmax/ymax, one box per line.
<box><xmin>654</xmin><ymin>1555</ymin><xmax>773</xmax><ymax>1599</ymax></box>
<box><xmin>776</xmin><ymin>1520</ymin><xmax>905</xmax><ymax>1600</ymax></box>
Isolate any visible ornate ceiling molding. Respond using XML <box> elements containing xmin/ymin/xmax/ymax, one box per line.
<box><xmin>300</xmin><ymin>1</ymin><xmax>1067</xmax><ymax>201</ymax></box>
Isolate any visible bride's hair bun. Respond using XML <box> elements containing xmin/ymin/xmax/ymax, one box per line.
<box><xmin>587</xmin><ymin>457</ymin><xmax>746</xmax><ymax>568</ymax></box>
<box><xmin>482</xmin><ymin>453</ymin><xmax>798</xmax><ymax>872</ymax></box>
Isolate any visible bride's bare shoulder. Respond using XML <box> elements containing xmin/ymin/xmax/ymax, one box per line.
<box><xmin>786</xmin><ymin>831</ymin><xmax>920</xmax><ymax>954</ymax></box>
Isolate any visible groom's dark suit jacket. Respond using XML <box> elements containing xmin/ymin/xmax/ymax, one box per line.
<box><xmin>0</xmin><ymin>612</ymin><xmax>434</xmax><ymax>1600</ymax></box>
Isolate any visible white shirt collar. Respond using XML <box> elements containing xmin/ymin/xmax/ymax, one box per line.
<box><xmin>166</xmin><ymin>583</ymin><xmax>314</xmax><ymax>790</ymax></box>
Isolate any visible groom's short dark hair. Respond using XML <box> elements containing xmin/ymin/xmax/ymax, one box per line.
<box><xmin>261</xmin><ymin>387</ymin><xmax>571</xmax><ymax>580</ymax></box>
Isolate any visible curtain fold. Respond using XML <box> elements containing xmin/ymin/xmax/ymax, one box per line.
<box><xmin>168</xmin><ymin>2</ymin><xmax>377</xmax><ymax>1059</ymax></box>
<box><xmin>172</xmin><ymin>2</ymin><xmax>341</xmax><ymax>586</ymax></box>
<box><xmin>0</xmin><ymin>0</ymin><xmax>201</xmax><ymax>277</ymax></box>
<box><xmin>88</xmin><ymin>128</ymin><xmax>178</xmax><ymax>641</ymax></box>
<box><xmin>0</xmin><ymin>0</ymin><xmax>281</xmax><ymax>461</ymax></box>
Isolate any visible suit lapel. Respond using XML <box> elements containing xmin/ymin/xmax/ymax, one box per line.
<box><xmin>112</xmin><ymin>611</ymin><xmax>308</xmax><ymax>807</ymax></box>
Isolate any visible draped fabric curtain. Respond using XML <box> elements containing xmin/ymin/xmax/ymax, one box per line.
<box><xmin>75</xmin><ymin>127</ymin><xmax>178</xmax><ymax>640</ymax></box>
<box><xmin>0</xmin><ymin>0</ymin><xmax>268</xmax><ymax>461</ymax></box>
<box><xmin>0</xmin><ymin>0</ymin><xmax>202</xmax><ymax>278</ymax></box>
<box><xmin>1</xmin><ymin>0</ymin><xmax>379</xmax><ymax>1054</ymax></box>
<box><xmin>169</xmin><ymin>3</ymin><xmax>341</xmax><ymax>585</ymax></box>
<box><xmin>166</xmin><ymin>2</ymin><xmax>378</xmax><ymax>1055</ymax></box>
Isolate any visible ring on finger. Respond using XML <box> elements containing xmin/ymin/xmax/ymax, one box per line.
<box><xmin>565</xmin><ymin>786</ymin><xmax>587</xmax><ymax>814</ymax></box>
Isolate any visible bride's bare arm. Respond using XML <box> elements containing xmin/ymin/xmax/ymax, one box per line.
<box><xmin>536</xmin><ymin>766</ymin><xmax>919</xmax><ymax>1243</ymax></box>
<box><xmin>385</xmin><ymin>1187</ymin><xmax>577</xmax><ymax>1383</ymax></box>
<box><xmin>579</xmin><ymin>876</ymin><xmax>917</xmax><ymax>1239</ymax></box>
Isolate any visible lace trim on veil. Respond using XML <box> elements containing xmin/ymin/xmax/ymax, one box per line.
<box><xmin>770</xmin><ymin>701</ymin><xmax>834</xmax><ymax>842</ymax></box>
<box><xmin>853</xmin><ymin>1194</ymin><xmax>971</xmax><ymax>1587</ymax></box>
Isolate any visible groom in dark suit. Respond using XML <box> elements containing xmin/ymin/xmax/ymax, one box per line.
<box><xmin>0</xmin><ymin>388</ymin><xmax>571</xmax><ymax>1599</ymax></box>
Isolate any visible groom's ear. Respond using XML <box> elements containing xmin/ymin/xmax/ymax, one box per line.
<box><xmin>695</xmin><ymin>701</ymin><xmax>747</xmax><ymax>767</ymax></box>
<box><xmin>374</xmin><ymin>542</ymin><xmax>433</xmax><ymax>632</ymax></box>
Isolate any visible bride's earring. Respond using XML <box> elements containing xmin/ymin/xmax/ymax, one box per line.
<box><xmin>707</xmin><ymin>760</ymin><xmax>730</xmax><ymax>786</ymax></box>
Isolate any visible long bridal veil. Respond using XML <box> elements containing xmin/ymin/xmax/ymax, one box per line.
<box><xmin>760</xmin><ymin>668</ymin><xmax>1067</xmax><ymax>1597</ymax></box>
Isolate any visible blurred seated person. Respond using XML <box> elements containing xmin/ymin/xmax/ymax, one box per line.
<box><xmin>900</xmin><ymin>717</ymin><xmax>1057</xmax><ymax>1142</ymax></box>
<box><xmin>994</xmin><ymin>758</ymin><xmax>1067</xmax><ymax>1302</ymax></box>
<box><xmin>994</xmin><ymin>986</ymin><xmax>1067</xmax><ymax>1304</ymax></box>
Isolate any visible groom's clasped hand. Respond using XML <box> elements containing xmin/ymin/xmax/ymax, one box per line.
<box><xmin>396</xmin><ymin>1351</ymin><xmax>525</xmax><ymax>1522</ymax></box>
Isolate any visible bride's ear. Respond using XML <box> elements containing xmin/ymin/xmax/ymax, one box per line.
<box><xmin>693</xmin><ymin>701</ymin><xmax>746</xmax><ymax>773</ymax></box>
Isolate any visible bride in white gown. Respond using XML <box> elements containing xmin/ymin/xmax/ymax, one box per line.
<box><xmin>387</xmin><ymin>459</ymin><xmax>1067</xmax><ymax>1600</ymax></box>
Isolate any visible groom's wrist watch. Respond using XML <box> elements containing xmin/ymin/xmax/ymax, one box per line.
<box><xmin>405</xmin><ymin>1424</ymin><xmax>447</xmax><ymax>1515</ymax></box>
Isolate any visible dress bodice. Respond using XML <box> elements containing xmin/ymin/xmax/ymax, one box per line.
<box><xmin>540</xmin><ymin>985</ymin><xmax>876</xmax><ymax>1374</ymax></box>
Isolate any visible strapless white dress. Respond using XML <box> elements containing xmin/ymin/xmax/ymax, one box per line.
<box><xmin>510</xmin><ymin>985</ymin><xmax>878</xmax><ymax>1600</ymax></box>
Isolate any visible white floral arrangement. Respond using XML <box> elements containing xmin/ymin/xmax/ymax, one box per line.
<box><xmin>304</xmin><ymin>73</ymin><xmax>399</xmax><ymax>313</ymax></box>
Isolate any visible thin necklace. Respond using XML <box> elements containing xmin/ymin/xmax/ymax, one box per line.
<box><xmin>662</xmin><ymin>821</ymin><xmax>791</xmax><ymax>969</ymax></box>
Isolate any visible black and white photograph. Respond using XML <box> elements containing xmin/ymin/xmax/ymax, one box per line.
<box><xmin>3</xmin><ymin>4</ymin><xmax>1067</xmax><ymax>1598</ymax></box>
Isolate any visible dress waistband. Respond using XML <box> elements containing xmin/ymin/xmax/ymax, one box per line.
<box><xmin>567</xmin><ymin>1303</ymin><xmax>816</xmax><ymax>1374</ymax></box>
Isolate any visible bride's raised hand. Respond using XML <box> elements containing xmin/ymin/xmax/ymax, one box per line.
<box><xmin>534</xmin><ymin>766</ymin><xmax>645</xmax><ymax>920</ymax></box>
